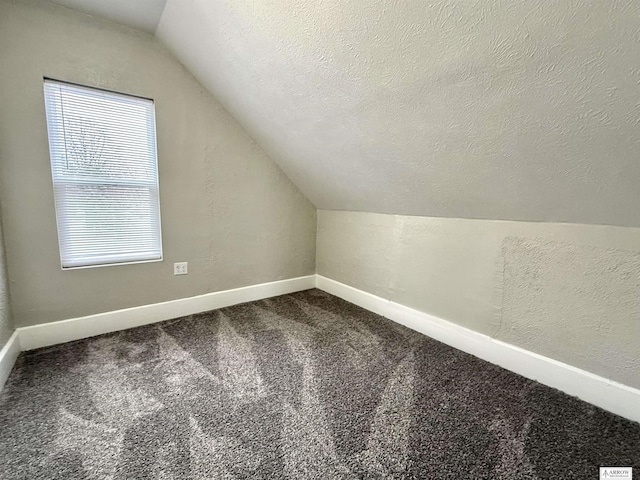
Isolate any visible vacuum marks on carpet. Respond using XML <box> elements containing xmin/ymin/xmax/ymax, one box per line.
<box><xmin>1</xmin><ymin>289</ymin><xmax>638</xmax><ymax>479</ymax></box>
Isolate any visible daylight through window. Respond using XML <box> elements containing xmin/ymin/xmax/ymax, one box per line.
<box><xmin>43</xmin><ymin>79</ymin><xmax>162</xmax><ymax>268</ymax></box>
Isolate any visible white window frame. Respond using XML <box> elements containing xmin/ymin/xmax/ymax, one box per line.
<box><xmin>43</xmin><ymin>78</ymin><xmax>163</xmax><ymax>269</ymax></box>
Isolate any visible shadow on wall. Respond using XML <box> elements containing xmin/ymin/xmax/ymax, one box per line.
<box><xmin>0</xmin><ymin>203</ymin><xmax>14</xmax><ymax>350</ymax></box>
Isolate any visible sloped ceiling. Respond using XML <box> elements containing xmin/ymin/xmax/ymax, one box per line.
<box><xmin>47</xmin><ymin>0</ymin><xmax>640</xmax><ymax>227</ymax></box>
<box><xmin>49</xmin><ymin>0</ymin><xmax>167</xmax><ymax>33</ymax></box>
<box><xmin>154</xmin><ymin>1</ymin><xmax>640</xmax><ymax>227</ymax></box>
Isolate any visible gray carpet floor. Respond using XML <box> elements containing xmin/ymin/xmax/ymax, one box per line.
<box><xmin>0</xmin><ymin>289</ymin><xmax>638</xmax><ymax>479</ymax></box>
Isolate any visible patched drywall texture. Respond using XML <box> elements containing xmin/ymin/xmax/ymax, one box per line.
<box><xmin>500</xmin><ymin>237</ymin><xmax>640</xmax><ymax>389</ymax></box>
<box><xmin>0</xmin><ymin>0</ymin><xmax>316</xmax><ymax>328</ymax></box>
<box><xmin>317</xmin><ymin>210</ymin><xmax>640</xmax><ymax>388</ymax></box>
<box><xmin>0</xmin><ymin>205</ymin><xmax>14</xmax><ymax>349</ymax></box>
<box><xmin>158</xmin><ymin>1</ymin><xmax>640</xmax><ymax>227</ymax></box>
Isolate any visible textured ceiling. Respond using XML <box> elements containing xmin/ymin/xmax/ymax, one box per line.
<box><xmin>154</xmin><ymin>0</ymin><xmax>640</xmax><ymax>227</ymax></box>
<box><xmin>49</xmin><ymin>0</ymin><xmax>167</xmax><ymax>33</ymax></box>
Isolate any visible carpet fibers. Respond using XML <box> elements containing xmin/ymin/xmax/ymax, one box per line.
<box><xmin>1</xmin><ymin>289</ymin><xmax>638</xmax><ymax>479</ymax></box>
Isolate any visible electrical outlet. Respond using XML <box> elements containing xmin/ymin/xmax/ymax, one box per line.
<box><xmin>174</xmin><ymin>262</ymin><xmax>188</xmax><ymax>275</ymax></box>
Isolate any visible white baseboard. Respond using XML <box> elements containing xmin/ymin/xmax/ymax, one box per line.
<box><xmin>18</xmin><ymin>275</ymin><xmax>315</xmax><ymax>351</ymax></box>
<box><xmin>10</xmin><ymin>273</ymin><xmax>640</xmax><ymax>423</ymax></box>
<box><xmin>315</xmin><ymin>275</ymin><xmax>640</xmax><ymax>424</ymax></box>
<box><xmin>0</xmin><ymin>331</ymin><xmax>21</xmax><ymax>392</ymax></box>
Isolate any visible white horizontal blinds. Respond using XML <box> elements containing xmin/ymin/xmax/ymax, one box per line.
<box><xmin>44</xmin><ymin>80</ymin><xmax>162</xmax><ymax>268</ymax></box>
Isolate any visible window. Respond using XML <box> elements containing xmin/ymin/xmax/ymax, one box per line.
<box><xmin>43</xmin><ymin>79</ymin><xmax>162</xmax><ymax>269</ymax></box>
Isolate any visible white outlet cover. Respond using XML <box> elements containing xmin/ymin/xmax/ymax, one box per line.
<box><xmin>174</xmin><ymin>262</ymin><xmax>188</xmax><ymax>275</ymax></box>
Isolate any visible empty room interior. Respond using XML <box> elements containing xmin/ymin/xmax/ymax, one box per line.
<box><xmin>0</xmin><ymin>0</ymin><xmax>639</xmax><ymax>478</ymax></box>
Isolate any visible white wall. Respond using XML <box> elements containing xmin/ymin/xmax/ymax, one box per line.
<box><xmin>317</xmin><ymin>210</ymin><xmax>640</xmax><ymax>389</ymax></box>
<box><xmin>0</xmin><ymin>0</ymin><xmax>316</xmax><ymax>328</ymax></box>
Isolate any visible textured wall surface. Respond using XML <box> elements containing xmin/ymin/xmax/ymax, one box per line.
<box><xmin>501</xmin><ymin>237</ymin><xmax>640</xmax><ymax>390</ymax></box>
<box><xmin>317</xmin><ymin>210</ymin><xmax>640</xmax><ymax>388</ymax></box>
<box><xmin>157</xmin><ymin>1</ymin><xmax>640</xmax><ymax>227</ymax></box>
<box><xmin>0</xmin><ymin>0</ymin><xmax>316</xmax><ymax>328</ymax></box>
<box><xmin>0</xmin><ymin>205</ymin><xmax>14</xmax><ymax>349</ymax></box>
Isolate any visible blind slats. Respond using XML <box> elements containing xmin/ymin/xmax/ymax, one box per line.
<box><xmin>44</xmin><ymin>79</ymin><xmax>163</xmax><ymax>268</ymax></box>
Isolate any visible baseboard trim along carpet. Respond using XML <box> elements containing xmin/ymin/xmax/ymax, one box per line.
<box><xmin>11</xmin><ymin>273</ymin><xmax>640</xmax><ymax>423</ymax></box>
<box><xmin>0</xmin><ymin>331</ymin><xmax>21</xmax><ymax>391</ymax></box>
<box><xmin>17</xmin><ymin>275</ymin><xmax>316</xmax><ymax>352</ymax></box>
<box><xmin>315</xmin><ymin>275</ymin><xmax>640</xmax><ymax>424</ymax></box>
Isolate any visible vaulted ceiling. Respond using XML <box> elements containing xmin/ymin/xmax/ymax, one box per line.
<box><xmin>49</xmin><ymin>1</ymin><xmax>640</xmax><ymax>227</ymax></box>
<box><xmin>50</xmin><ymin>0</ymin><xmax>167</xmax><ymax>33</ymax></box>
